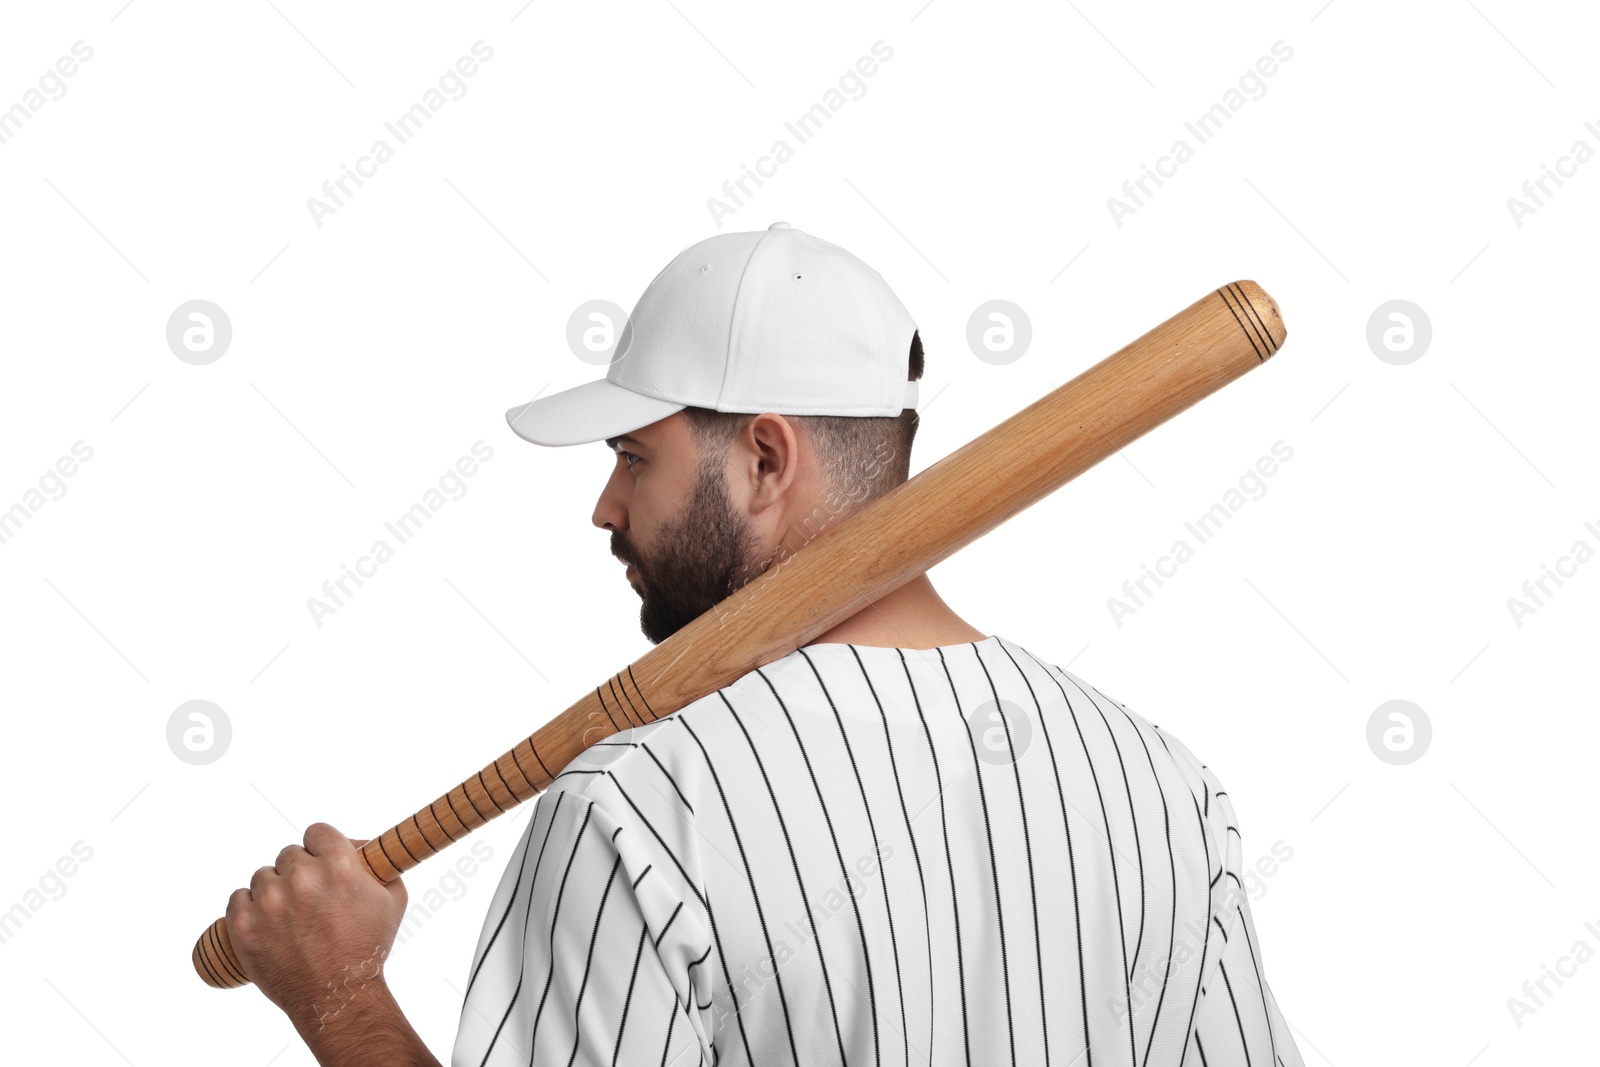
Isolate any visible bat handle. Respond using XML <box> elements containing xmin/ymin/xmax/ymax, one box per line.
<box><xmin>192</xmin><ymin>745</ymin><xmax>548</xmax><ymax>988</ymax></box>
<box><xmin>190</xmin><ymin>838</ymin><xmax>401</xmax><ymax>990</ymax></box>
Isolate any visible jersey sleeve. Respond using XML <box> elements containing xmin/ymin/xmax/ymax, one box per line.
<box><xmin>1154</xmin><ymin>728</ymin><xmax>1304</xmax><ymax>1067</ymax></box>
<box><xmin>1186</xmin><ymin>886</ymin><xmax>1303</xmax><ymax>1067</ymax></box>
<box><xmin>450</xmin><ymin>788</ymin><xmax>709</xmax><ymax>1067</ymax></box>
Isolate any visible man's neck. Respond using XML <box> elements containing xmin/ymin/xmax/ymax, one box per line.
<box><xmin>808</xmin><ymin>574</ymin><xmax>986</xmax><ymax>650</ymax></box>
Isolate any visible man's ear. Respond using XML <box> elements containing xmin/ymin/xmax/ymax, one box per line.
<box><xmin>738</xmin><ymin>413</ymin><xmax>802</xmax><ymax>513</ymax></box>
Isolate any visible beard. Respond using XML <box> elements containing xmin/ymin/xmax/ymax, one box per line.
<box><xmin>611</xmin><ymin>456</ymin><xmax>768</xmax><ymax>644</ymax></box>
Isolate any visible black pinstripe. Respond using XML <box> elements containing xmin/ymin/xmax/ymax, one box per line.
<box><xmin>453</xmin><ymin>636</ymin><xmax>1302</xmax><ymax>1067</ymax></box>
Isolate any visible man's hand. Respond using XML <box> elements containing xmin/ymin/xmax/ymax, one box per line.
<box><xmin>227</xmin><ymin>825</ymin><xmax>412</xmax><ymax>1043</ymax></box>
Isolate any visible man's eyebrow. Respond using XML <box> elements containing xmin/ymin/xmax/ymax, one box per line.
<box><xmin>605</xmin><ymin>433</ymin><xmax>647</xmax><ymax>451</ymax></box>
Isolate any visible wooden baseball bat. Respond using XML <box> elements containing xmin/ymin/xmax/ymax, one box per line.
<box><xmin>194</xmin><ymin>280</ymin><xmax>1287</xmax><ymax>989</ymax></box>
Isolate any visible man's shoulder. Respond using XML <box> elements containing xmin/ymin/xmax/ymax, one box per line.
<box><xmin>537</xmin><ymin>646</ymin><xmax>847</xmax><ymax>818</ymax></box>
<box><xmin>535</xmin><ymin>692</ymin><xmax>725</xmax><ymax>833</ymax></box>
<box><xmin>541</xmin><ymin>634</ymin><xmax>1223</xmax><ymax>816</ymax></box>
<box><xmin>990</xmin><ymin>642</ymin><xmax>1223</xmax><ymax>806</ymax></box>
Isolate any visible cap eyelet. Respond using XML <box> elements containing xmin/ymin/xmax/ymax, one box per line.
<box><xmin>700</xmin><ymin>263</ymin><xmax>712</xmax><ymax>274</ymax></box>
<box><xmin>792</xmin><ymin>273</ymin><xmax>803</xmax><ymax>281</ymax></box>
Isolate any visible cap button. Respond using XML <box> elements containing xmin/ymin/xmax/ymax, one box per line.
<box><xmin>768</xmin><ymin>221</ymin><xmax>792</xmax><ymax>230</ymax></box>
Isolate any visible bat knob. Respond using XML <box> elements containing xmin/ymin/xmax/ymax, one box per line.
<box><xmin>193</xmin><ymin>916</ymin><xmax>251</xmax><ymax>989</ymax></box>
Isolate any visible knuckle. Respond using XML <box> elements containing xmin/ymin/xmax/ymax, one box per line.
<box><xmin>286</xmin><ymin>863</ymin><xmax>324</xmax><ymax>895</ymax></box>
<box><xmin>257</xmin><ymin>886</ymin><xmax>288</xmax><ymax>919</ymax></box>
<box><xmin>223</xmin><ymin>890</ymin><xmax>255</xmax><ymax>935</ymax></box>
<box><xmin>227</xmin><ymin>911</ymin><xmax>256</xmax><ymax>942</ymax></box>
<box><xmin>333</xmin><ymin>847</ymin><xmax>369</xmax><ymax>879</ymax></box>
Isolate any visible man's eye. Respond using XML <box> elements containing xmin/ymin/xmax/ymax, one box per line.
<box><xmin>617</xmin><ymin>450</ymin><xmax>641</xmax><ymax>469</ymax></box>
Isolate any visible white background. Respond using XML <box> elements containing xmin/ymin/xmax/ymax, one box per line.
<box><xmin>1</xmin><ymin>1</ymin><xmax>1596</xmax><ymax>1064</ymax></box>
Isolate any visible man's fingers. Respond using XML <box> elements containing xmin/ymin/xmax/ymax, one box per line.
<box><xmin>274</xmin><ymin>844</ymin><xmax>308</xmax><ymax>872</ymax></box>
<box><xmin>304</xmin><ymin>822</ymin><xmax>379</xmax><ymax>881</ymax></box>
<box><xmin>248</xmin><ymin>865</ymin><xmax>276</xmax><ymax>894</ymax></box>
<box><xmin>225</xmin><ymin>887</ymin><xmax>252</xmax><ymax>920</ymax></box>
<box><xmin>304</xmin><ymin>821</ymin><xmax>355</xmax><ymax>859</ymax></box>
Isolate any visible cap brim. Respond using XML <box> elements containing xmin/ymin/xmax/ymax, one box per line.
<box><xmin>506</xmin><ymin>377</ymin><xmax>687</xmax><ymax>447</ymax></box>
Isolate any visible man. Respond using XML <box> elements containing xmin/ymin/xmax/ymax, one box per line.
<box><xmin>226</xmin><ymin>223</ymin><xmax>1303</xmax><ymax>1066</ymax></box>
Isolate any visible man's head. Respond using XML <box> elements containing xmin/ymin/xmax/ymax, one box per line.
<box><xmin>600</xmin><ymin>331</ymin><xmax>924</xmax><ymax>643</ymax></box>
<box><xmin>504</xmin><ymin>222</ymin><xmax>923</xmax><ymax>643</ymax></box>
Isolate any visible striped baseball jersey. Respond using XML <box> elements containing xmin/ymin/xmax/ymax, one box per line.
<box><xmin>451</xmin><ymin>634</ymin><xmax>1302</xmax><ymax>1067</ymax></box>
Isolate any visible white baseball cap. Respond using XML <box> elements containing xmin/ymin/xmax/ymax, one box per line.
<box><xmin>505</xmin><ymin>222</ymin><xmax>920</xmax><ymax>447</ymax></box>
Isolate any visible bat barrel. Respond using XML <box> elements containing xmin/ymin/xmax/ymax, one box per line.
<box><xmin>193</xmin><ymin>280</ymin><xmax>1286</xmax><ymax>988</ymax></box>
<box><xmin>613</xmin><ymin>280</ymin><xmax>1287</xmax><ymax>711</ymax></box>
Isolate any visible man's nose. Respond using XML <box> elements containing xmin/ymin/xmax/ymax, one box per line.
<box><xmin>592</xmin><ymin>467</ymin><xmax>629</xmax><ymax>532</ymax></box>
